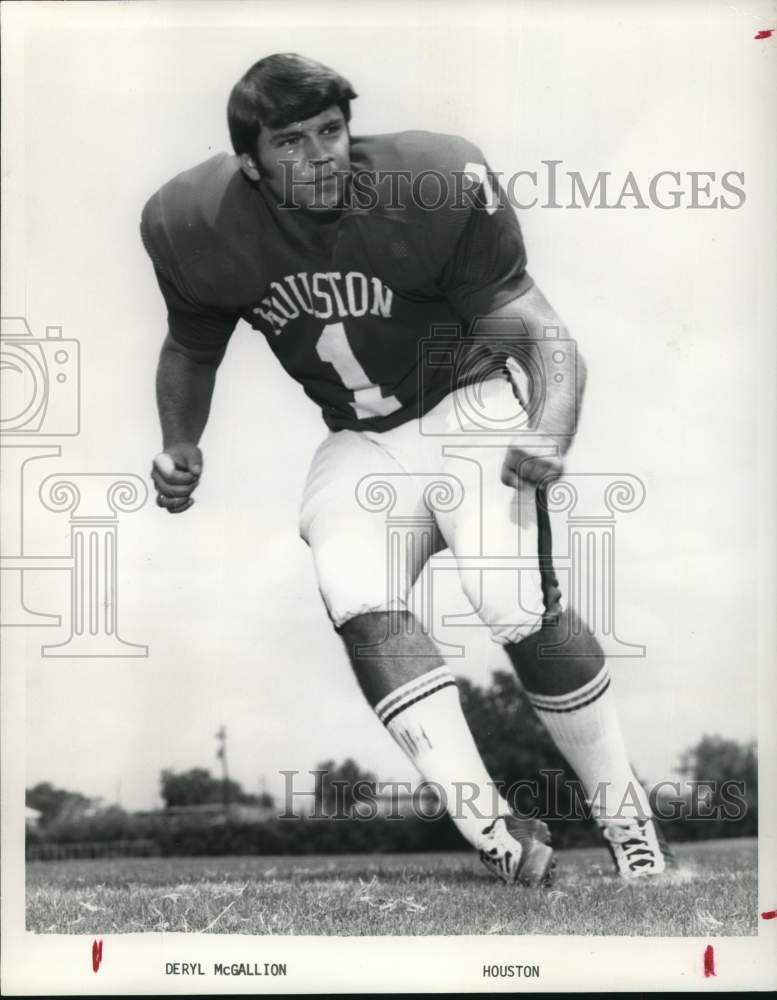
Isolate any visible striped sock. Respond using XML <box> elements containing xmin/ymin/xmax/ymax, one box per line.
<box><xmin>526</xmin><ymin>666</ymin><xmax>649</xmax><ymax>819</ymax></box>
<box><xmin>375</xmin><ymin>667</ymin><xmax>511</xmax><ymax>848</ymax></box>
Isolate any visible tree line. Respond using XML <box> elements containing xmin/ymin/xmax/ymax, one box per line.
<box><xmin>26</xmin><ymin>670</ymin><xmax>757</xmax><ymax>855</ymax></box>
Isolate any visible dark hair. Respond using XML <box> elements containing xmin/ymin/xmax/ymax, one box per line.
<box><xmin>227</xmin><ymin>53</ymin><xmax>357</xmax><ymax>156</ymax></box>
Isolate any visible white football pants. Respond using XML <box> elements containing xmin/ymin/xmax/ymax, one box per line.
<box><xmin>299</xmin><ymin>377</ymin><xmax>551</xmax><ymax>643</ymax></box>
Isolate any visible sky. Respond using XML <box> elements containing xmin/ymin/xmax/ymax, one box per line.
<box><xmin>3</xmin><ymin>1</ymin><xmax>775</xmax><ymax>813</ymax></box>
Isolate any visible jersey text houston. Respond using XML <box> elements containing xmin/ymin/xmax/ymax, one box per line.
<box><xmin>252</xmin><ymin>272</ymin><xmax>394</xmax><ymax>333</ymax></box>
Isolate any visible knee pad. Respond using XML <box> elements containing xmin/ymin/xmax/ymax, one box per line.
<box><xmin>338</xmin><ymin>609</ymin><xmax>417</xmax><ymax>642</ymax></box>
<box><xmin>505</xmin><ymin>609</ymin><xmax>606</xmax><ymax>695</ymax></box>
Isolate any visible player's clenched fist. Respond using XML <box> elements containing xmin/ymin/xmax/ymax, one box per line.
<box><xmin>501</xmin><ymin>445</ymin><xmax>564</xmax><ymax>490</ymax></box>
<box><xmin>151</xmin><ymin>443</ymin><xmax>203</xmax><ymax>514</ymax></box>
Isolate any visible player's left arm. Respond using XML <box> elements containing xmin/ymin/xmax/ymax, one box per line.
<box><xmin>432</xmin><ymin>145</ymin><xmax>586</xmax><ymax>488</ymax></box>
<box><xmin>479</xmin><ymin>285</ymin><xmax>588</xmax><ymax>488</ymax></box>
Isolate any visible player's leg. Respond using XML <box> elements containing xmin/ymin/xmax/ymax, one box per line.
<box><xmin>339</xmin><ymin>609</ymin><xmax>552</xmax><ymax>884</ymax></box>
<box><xmin>504</xmin><ymin>488</ymin><xmax>674</xmax><ymax>876</ymax></box>
<box><xmin>434</xmin><ymin>380</ymin><xmax>671</xmax><ymax>877</ymax></box>
<box><xmin>300</xmin><ymin>428</ymin><xmax>552</xmax><ymax>884</ymax></box>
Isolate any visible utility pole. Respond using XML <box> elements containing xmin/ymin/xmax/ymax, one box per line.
<box><xmin>215</xmin><ymin>725</ymin><xmax>230</xmax><ymax>815</ymax></box>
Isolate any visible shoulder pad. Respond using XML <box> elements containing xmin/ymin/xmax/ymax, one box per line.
<box><xmin>349</xmin><ymin>131</ymin><xmax>499</xmax><ymax>274</ymax></box>
<box><xmin>351</xmin><ymin>130</ymin><xmax>485</xmax><ymax>178</ymax></box>
<box><xmin>140</xmin><ymin>154</ymin><xmax>265</xmax><ymax>305</ymax></box>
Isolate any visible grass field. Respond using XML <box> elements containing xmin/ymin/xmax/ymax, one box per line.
<box><xmin>27</xmin><ymin>837</ymin><xmax>757</xmax><ymax>937</ymax></box>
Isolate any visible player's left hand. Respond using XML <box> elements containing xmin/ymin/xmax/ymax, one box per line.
<box><xmin>501</xmin><ymin>445</ymin><xmax>564</xmax><ymax>489</ymax></box>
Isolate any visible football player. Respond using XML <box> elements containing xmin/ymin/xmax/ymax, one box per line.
<box><xmin>144</xmin><ymin>53</ymin><xmax>673</xmax><ymax>884</ymax></box>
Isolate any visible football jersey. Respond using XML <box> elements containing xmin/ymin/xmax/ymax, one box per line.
<box><xmin>140</xmin><ymin>131</ymin><xmax>533</xmax><ymax>432</ymax></box>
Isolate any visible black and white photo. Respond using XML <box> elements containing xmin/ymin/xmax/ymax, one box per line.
<box><xmin>2</xmin><ymin>0</ymin><xmax>775</xmax><ymax>993</ymax></box>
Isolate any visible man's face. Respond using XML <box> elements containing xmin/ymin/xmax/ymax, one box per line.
<box><xmin>249</xmin><ymin>105</ymin><xmax>351</xmax><ymax>212</ymax></box>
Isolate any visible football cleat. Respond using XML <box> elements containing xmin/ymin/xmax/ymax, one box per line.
<box><xmin>596</xmin><ymin>815</ymin><xmax>676</xmax><ymax>878</ymax></box>
<box><xmin>478</xmin><ymin>816</ymin><xmax>555</xmax><ymax>887</ymax></box>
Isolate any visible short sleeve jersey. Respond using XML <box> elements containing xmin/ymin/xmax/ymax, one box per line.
<box><xmin>140</xmin><ymin>131</ymin><xmax>533</xmax><ymax>432</ymax></box>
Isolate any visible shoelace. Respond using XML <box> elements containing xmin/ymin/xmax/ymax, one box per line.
<box><xmin>480</xmin><ymin>819</ymin><xmax>520</xmax><ymax>876</ymax></box>
<box><xmin>599</xmin><ymin>818</ymin><xmax>657</xmax><ymax>871</ymax></box>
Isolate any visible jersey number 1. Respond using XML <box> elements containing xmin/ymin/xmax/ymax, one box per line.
<box><xmin>316</xmin><ymin>322</ymin><xmax>402</xmax><ymax>420</ymax></box>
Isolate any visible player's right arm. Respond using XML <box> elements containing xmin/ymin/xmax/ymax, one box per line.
<box><xmin>141</xmin><ymin>179</ymin><xmax>241</xmax><ymax>514</ymax></box>
<box><xmin>153</xmin><ymin>332</ymin><xmax>226</xmax><ymax>514</ymax></box>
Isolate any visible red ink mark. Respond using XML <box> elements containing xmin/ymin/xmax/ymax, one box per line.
<box><xmin>754</xmin><ymin>28</ymin><xmax>775</xmax><ymax>39</ymax></box>
<box><xmin>92</xmin><ymin>939</ymin><xmax>103</xmax><ymax>973</ymax></box>
<box><xmin>703</xmin><ymin>944</ymin><xmax>716</xmax><ymax>978</ymax></box>
<box><xmin>762</xmin><ymin>909</ymin><xmax>777</xmax><ymax>920</ymax></box>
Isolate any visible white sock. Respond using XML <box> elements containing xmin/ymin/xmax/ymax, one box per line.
<box><xmin>526</xmin><ymin>666</ymin><xmax>650</xmax><ymax>820</ymax></box>
<box><xmin>375</xmin><ymin>667</ymin><xmax>511</xmax><ymax>848</ymax></box>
